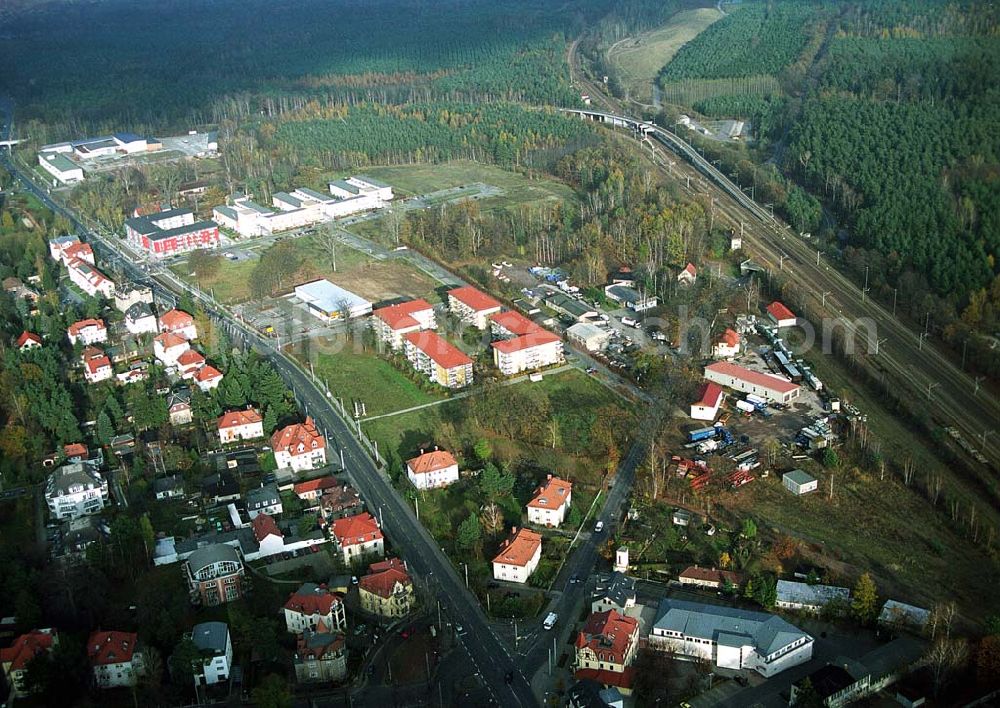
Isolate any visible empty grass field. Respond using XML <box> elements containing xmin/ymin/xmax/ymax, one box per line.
<box><xmin>607</xmin><ymin>7</ymin><xmax>723</xmax><ymax>104</ymax></box>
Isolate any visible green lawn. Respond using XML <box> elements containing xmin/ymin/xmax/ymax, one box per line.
<box><xmin>300</xmin><ymin>338</ymin><xmax>444</xmax><ymax>417</ymax></box>
<box><xmin>173</xmin><ymin>257</ymin><xmax>258</xmax><ymax>303</ymax></box>
<box><xmin>360</xmin><ymin>160</ymin><xmax>577</xmax><ymax>206</ymax></box>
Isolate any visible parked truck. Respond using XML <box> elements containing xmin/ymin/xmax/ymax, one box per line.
<box><xmin>687</xmin><ymin>426</ymin><xmax>718</xmax><ymax>443</ymax></box>
<box><xmin>735</xmin><ymin>400</ymin><xmax>756</xmax><ymax>414</ymax></box>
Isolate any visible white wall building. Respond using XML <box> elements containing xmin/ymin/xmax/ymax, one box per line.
<box><xmin>372</xmin><ymin>299</ymin><xmax>436</xmax><ymax>349</ymax></box>
<box><xmin>153</xmin><ymin>332</ymin><xmax>190</xmax><ymax>367</ymax></box>
<box><xmin>783</xmin><ymin>470</ymin><xmax>818</xmax><ymax>496</ymax></box>
<box><xmin>704</xmin><ymin>361</ymin><xmax>800</xmax><ymax>403</ymax></box>
<box><xmin>489</xmin><ymin>310</ymin><xmax>564</xmax><ymax>375</ymax></box>
<box><xmin>67</xmin><ymin>258</ymin><xmax>115</xmax><ymax>298</ymax></box>
<box><xmin>38</xmin><ymin>152</ymin><xmax>85</xmax><ymax>183</ymax></box>
<box><xmin>690</xmin><ymin>382</ymin><xmax>724</xmax><ymax>421</ymax></box>
<box><xmin>526</xmin><ymin>475</ymin><xmax>572</xmax><ymax>527</ymax></box>
<box><xmin>45</xmin><ymin>461</ymin><xmax>109</xmax><ymax>520</ymax></box>
<box><xmin>295</xmin><ymin>279</ymin><xmax>372</xmax><ymax>322</ymax></box>
<box><xmin>649</xmin><ymin>599</ymin><xmax>813</xmax><ymax>678</ymax></box>
<box><xmin>330</xmin><ymin>513</ymin><xmax>384</xmax><ymax>565</ymax></box>
<box><xmin>448</xmin><ymin>285</ymin><xmax>501</xmax><ymax>329</ymax></box>
<box><xmin>492</xmin><ymin>528</ymin><xmax>542</xmax><ymax>584</ymax></box>
<box><xmin>218</xmin><ymin>409</ymin><xmax>264</xmax><ymax>445</ymax></box>
<box><xmin>775</xmin><ymin>580</ymin><xmax>850</xmax><ymax>614</ymax></box>
<box><xmin>190</xmin><ymin>622</ymin><xmax>232</xmax><ymax>686</ymax></box>
<box><xmin>712</xmin><ymin>328</ymin><xmax>741</xmax><ymax>359</ymax></box>
<box><xmin>283</xmin><ymin>582</ymin><xmax>347</xmax><ymax>634</ymax></box>
<box><xmin>406</xmin><ymin>449</ymin><xmax>459</xmax><ymax>490</ymax></box>
<box><xmin>272</xmin><ymin>417</ymin><xmax>327</xmax><ymax>471</ymax></box>
<box><xmin>88</xmin><ymin>631</ymin><xmax>144</xmax><ymax>689</ymax></box>
<box><xmin>124</xmin><ymin>302</ymin><xmax>158</xmax><ymax>335</ymax></box>
<box><xmin>566</xmin><ymin>321</ymin><xmax>611</xmax><ymax>352</ymax></box>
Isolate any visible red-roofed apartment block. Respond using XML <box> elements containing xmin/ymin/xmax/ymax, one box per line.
<box><xmin>1</xmin><ymin>629</ymin><xmax>57</xmax><ymax>696</ymax></box>
<box><xmin>372</xmin><ymin>299</ymin><xmax>436</xmax><ymax>349</ymax></box>
<box><xmin>447</xmin><ymin>285</ymin><xmax>501</xmax><ymax>329</ymax></box>
<box><xmin>489</xmin><ymin>310</ymin><xmax>564</xmax><ymax>375</ymax></box>
<box><xmin>574</xmin><ymin>609</ymin><xmax>640</xmax><ymax>695</ymax></box>
<box><xmin>406</xmin><ymin>448</ymin><xmax>459</xmax><ymax>490</ymax></box>
<box><xmin>492</xmin><ymin>527</ymin><xmax>542</xmax><ymax>584</ymax></box>
<box><xmin>526</xmin><ymin>475</ymin><xmax>573</xmax><ymax>527</ymax></box>
<box><xmin>766</xmin><ymin>301</ymin><xmax>797</xmax><ymax>328</ymax></box>
<box><xmin>330</xmin><ymin>512</ymin><xmax>384</xmax><ymax>564</ymax></box>
<box><xmin>218</xmin><ymin>408</ymin><xmax>264</xmax><ymax>444</ymax></box>
<box><xmin>403</xmin><ymin>331</ymin><xmax>473</xmax><ymax>389</ymax></box>
<box><xmin>690</xmin><ymin>382</ymin><xmax>724</xmax><ymax>421</ymax></box>
<box><xmin>704</xmin><ymin>361</ymin><xmax>800</xmax><ymax>404</ymax></box>
<box><xmin>87</xmin><ymin>630</ymin><xmax>144</xmax><ymax>688</ymax></box>
<box><xmin>283</xmin><ymin>582</ymin><xmax>346</xmax><ymax>634</ymax></box>
<box><xmin>153</xmin><ymin>331</ymin><xmax>190</xmax><ymax>367</ymax></box>
<box><xmin>712</xmin><ymin>328</ymin><xmax>741</xmax><ymax>359</ymax></box>
<box><xmin>272</xmin><ymin>417</ymin><xmax>326</xmax><ymax>472</ymax></box>
<box><xmin>67</xmin><ymin>258</ymin><xmax>115</xmax><ymax>298</ymax></box>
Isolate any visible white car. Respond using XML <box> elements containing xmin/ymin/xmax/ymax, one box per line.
<box><xmin>594</xmin><ymin>521</ymin><xmax>604</xmax><ymax>533</ymax></box>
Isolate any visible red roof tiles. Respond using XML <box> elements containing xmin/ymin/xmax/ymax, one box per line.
<box><xmin>373</xmin><ymin>299</ymin><xmax>433</xmax><ymax>330</ymax></box>
<box><xmin>705</xmin><ymin>361</ymin><xmax>799</xmax><ymax>395</ymax></box>
<box><xmin>404</xmin><ymin>331</ymin><xmax>473</xmax><ymax>369</ymax></box>
<box><xmin>284</xmin><ymin>585</ymin><xmax>340</xmax><ymax>617</ymax></box>
<box><xmin>0</xmin><ymin>630</ymin><xmax>56</xmax><ymax>671</ymax></box>
<box><xmin>272</xmin><ymin>417</ymin><xmax>325</xmax><ymax>456</ymax></box>
<box><xmin>331</xmin><ymin>512</ymin><xmax>383</xmax><ymax>546</ymax></box>
<box><xmin>87</xmin><ymin>631</ymin><xmax>138</xmax><ymax>666</ymax></box>
<box><xmin>492</xmin><ymin>528</ymin><xmax>542</xmax><ymax>567</ymax></box>
<box><xmin>448</xmin><ymin>285</ymin><xmax>500</xmax><ymax>312</ymax></box>
<box><xmin>406</xmin><ymin>449</ymin><xmax>457</xmax><ymax>475</ymax></box>
<box><xmin>694</xmin><ymin>382</ymin><xmax>724</xmax><ymax>408</ymax></box>
<box><xmin>359</xmin><ymin>567</ymin><xmax>412</xmax><ymax>599</ymax></box>
<box><xmin>294</xmin><ymin>476</ymin><xmax>339</xmax><ymax>497</ymax></box>
<box><xmin>159</xmin><ymin>308</ymin><xmax>194</xmax><ymax>331</ymax></box>
<box><xmin>16</xmin><ymin>331</ymin><xmax>42</xmax><ymax>348</ymax></box>
<box><xmin>527</xmin><ymin>476</ymin><xmax>572</xmax><ymax>510</ymax></box>
<box><xmin>575</xmin><ymin>609</ymin><xmax>639</xmax><ymax>666</ymax></box>
<box><xmin>252</xmin><ymin>513</ymin><xmax>283</xmax><ymax>542</ymax></box>
<box><xmin>766</xmin><ymin>301</ymin><xmax>796</xmax><ymax>322</ymax></box>
<box><xmin>68</xmin><ymin>318</ymin><xmax>105</xmax><ymax>336</ymax></box>
<box><xmin>218</xmin><ymin>408</ymin><xmax>262</xmax><ymax>429</ymax></box>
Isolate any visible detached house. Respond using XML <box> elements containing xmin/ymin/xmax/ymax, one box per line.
<box><xmin>448</xmin><ymin>285</ymin><xmax>501</xmax><ymax>329</ymax></box>
<box><xmin>690</xmin><ymin>382</ymin><xmax>724</xmax><ymax>421</ymax></box>
<box><xmin>372</xmin><ymin>298</ymin><xmax>436</xmax><ymax>349</ymax></box>
<box><xmin>81</xmin><ymin>346</ymin><xmax>113</xmax><ymax>383</ymax></box>
<box><xmin>1</xmin><ymin>629</ymin><xmax>57</xmax><ymax>697</ymax></box>
<box><xmin>45</xmin><ymin>460</ymin><xmax>108</xmax><ymax>520</ymax></box>
<box><xmin>177</xmin><ymin>348</ymin><xmax>206</xmax><ymax>379</ymax></box>
<box><xmin>272</xmin><ymin>417</ymin><xmax>327</xmax><ymax>471</ymax></box>
<box><xmin>406</xmin><ymin>448</ymin><xmax>459</xmax><ymax>490</ymax></box>
<box><xmin>330</xmin><ymin>512</ymin><xmax>384</xmax><ymax>565</ymax></box>
<box><xmin>284</xmin><ymin>582</ymin><xmax>347</xmax><ymax>634</ymax></box>
<box><xmin>766</xmin><ymin>301</ymin><xmax>797</xmax><ymax>328</ymax></box>
<box><xmin>574</xmin><ymin>610</ymin><xmax>640</xmax><ymax>695</ymax></box>
<box><xmin>294</xmin><ymin>627</ymin><xmax>347</xmax><ymax>684</ymax></box>
<box><xmin>153</xmin><ymin>331</ymin><xmax>190</xmax><ymax>367</ymax></box>
<box><xmin>124</xmin><ymin>302</ymin><xmax>158</xmax><ymax>335</ymax></box>
<box><xmin>88</xmin><ymin>631</ymin><xmax>144</xmax><ymax>689</ymax></box>
<box><xmin>294</xmin><ymin>476</ymin><xmax>340</xmax><ymax>504</ymax></box>
<box><xmin>16</xmin><ymin>331</ymin><xmax>42</xmax><ymax>351</ymax></box>
<box><xmin>194</xmin><ymin>365</ymin><xmax>223</xmax><ymax>392</ymax></box>
<box><xmin>189</xmin><ymin>622</ymin><xmax>232</xmax><ymax>686</ymax></box>
<box><xmin>159</xmin><ymin>308</ymin><xmax>197</xmax><ymax>340</ymax></box>
<box><xmin>359</xmin><ymin>558</ymin><xmax>415</xmax><ymax>619</ymax></box>
<box><xmin>526</xmin><ymin>475</ymin><xmax>572</xmax><ymax>527</ymax></box>
<box><xmin>218</xmin><ymin>408</ymin><xmax>264</xmax><ymax>445</ymax></box>
<box><xmin>678</xmin><ymin>566</ymin><xmax>744</xmax><ymax>591</ymax></box>
<box><xmin>677</xmin><ymin>262</ymin><xmax>698</xmax><ymax>287</ymax></box>
<box><xmin>184</xmin><ymin>543</ymin><xmax>245</xmax><ymax>606</ymax></box>
<box><xmin>712</xmin><ymin>328</ymin><xmax>741</xmax><ymax>359</ymax></box>
<box><xmin>246</xmin><ymin>483</ymin><xmax>283</xmax><ymax>519</ymax></box>
<box><xmin>67</xmin><ymin>318</ymin><xmax>107</xmax><ymax>345</ymax></box>
<box><xmin>168</xmin><ymin>389</ymin><xmax>193</xmax><ymax>426</ymax></box>
<box><xmin>492</xmin><ymin>527</ymin><xmax>542</xmax><ymax>584</ymax></box>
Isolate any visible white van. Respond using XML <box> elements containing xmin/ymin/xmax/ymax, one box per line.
<box><xmin>621</xmin><ymin>316</ymin><xmax>638</xmax><ymax>327</ymax></box>
<box><xmin>543</xmin><ymin>612</ymin><xmax>558</xmax><ymax>630</ymax></box>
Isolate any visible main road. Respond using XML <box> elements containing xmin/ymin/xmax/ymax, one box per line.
<box><xmin>0</xmin><ymin>102</ymin><xmax>539</xmax><ymax>708</ymax></box>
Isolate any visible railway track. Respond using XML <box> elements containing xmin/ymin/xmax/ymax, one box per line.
<box><xmin>562</xmin><ymin>49</ymin><xmax>999</xmax><ymax>473</ymax></box>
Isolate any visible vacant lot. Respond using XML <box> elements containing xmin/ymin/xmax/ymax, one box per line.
<box><xmin>290</xmin><ymin>336</ymin><xmax>444</xmax><ymax>418</ymax></box>
<box><xmin>174</xmin><ymin>234</ymin><xmax>441</xmax><ymax>305</ymax></box>
<box><xmin>362</xmin><ymin>160</ymin><xmax>576</xmax><ymax>207</ymax></box>
<box><xmin>607</xmin><ymin>8</ymin><xmax>723</xmax><ymax>104</ymax></box>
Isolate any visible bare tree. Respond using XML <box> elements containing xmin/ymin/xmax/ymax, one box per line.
<box><xmin>925</xmin><ymin>637</ymin><xmax>968</xmax><ymax>697</ymax></box>
<box><xmin>316</xmin><ymin>225</ymin><xmax>338</xmax><ymax>272</ymax></box>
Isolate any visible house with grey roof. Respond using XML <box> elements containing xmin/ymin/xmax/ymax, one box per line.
<box><xmin>592</xmin><ymin>573</ymin><xmax>637</xmax><ymax>615</ymax></box>
<box><xmin>246</xmin><ymin>483</ymin><xmax>282</xmax><ymax>519</ymax></box>
<box><xmin>189</xmin><ymin>622</ymin><xmax>232</xmax><ymax>686</ymax></box>
<box><xmin>775</xmin><ymin>580</ymin><xmax>850</xmax><ymax>614</ymax></box>
<box><xmin>45</xmin><ymin>460</ymin><xmax>109</xmax><ymax>520</ymax></box>
<box><xmin>878</xmin><ymin>600</ymin><xmax>930</xmax><ymax>633</ymax></box>
<box><xmin>649</xmin><ymin>598</ymin><xmax>813</xmax><ymax>677</ymax></box>
<box><xmin>152</xmin><ymin>474</ymin><xmax>184</xmax><ymax>501</ymax></box>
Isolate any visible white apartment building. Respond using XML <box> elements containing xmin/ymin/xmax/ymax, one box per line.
<box><xmin>124</xmin><ymin>302</ymin><xmax>158</xmax><ymax>335</ymax></box>
<box><xmin>372</xmin><ymin>299</ymin><xmax>437</xmax><ymax>349</ymax></box>
<box><xmin>283</xmin><ymin>582</ymin><xmax>347</xmax><ymax>634</ymax></box>
<box><xmin>406</xmin><ymin>449</ymin><xmax>459</xmax><ymax>490</ymax></box>
<box><xmin>489</xmin><ymin>310</ymin><xmax>563</xmax><ymax>375</ymax></box>
<box><xmin>448</xmin><ymin>285</ymin><xmax>501</xmax><ymax>329</ymax></box>
<box><xmin>649</xmin><ymin>599</ymin><xmax>813</xmax><ymax>678</ymax></box>
<box><xmin>45</xmin><ymin>461</ymin><xmax>109</xmax><ymax>520</ymax></box>
<box><xmin>153</xmin><ymin>331</ymin><xmax>190</xmax><ymax>367</ymax></box>
<box><xmin>67</xmin><ymin>318</ymin><xmax>108</xmax><ymax>346</ymax></box>
<box><xmin>526</xmin><ymin>475</ymin><xmax>572</xmax><ymax>527</ymax></box>
<box><xmin>67</xmin><ymin>258</ymin><xmax>115</xmax><ymax>298</ymax></box>
<box><xmin>492</xmin><ymin>528</ymin><xmax>542</xmax><ymax>584</ymax></box>
<box><xmin>331</xmin><ymin>513</ymin><xmax>384</xmax><ymax>565</ymax></box>
<box><xmin>88</xmin><ymin>631</ymin><xmax>144</xmax><ymax>689</ymax></box>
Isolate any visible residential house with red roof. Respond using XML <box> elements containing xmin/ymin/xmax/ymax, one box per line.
<box><xmin>372</xmin><ymin>298</ymin><xmax>437</xmax><ymax>349</ymax></box>
<box><xmin>251</xmin><ymin>513</ymin><xmax>285</xmax><ymax>557</ymax></box>
<box><xmin>153</xmin><ymin>331</ymin><xmax>190</xmax><ymax>367</ymax></box>
<box><xmin>330</xmin><ymin>512</ymin><xmax>384</xmax><ymax>565</ymax></box>
<box><xmin>678</xmin><ymin>566</ymin><xmax>744</xmax><ymax>591</ymax></box>
<box><xmin>447</xmin><ymin>285</ymin><xmax>501</xmax><ymax>329</ymax></box>
<box><xmin>1</xmin><ymin>629</ymin><xmax>57</xmax><ymax>696</ymax></box>
<box><xmin>283</xmin><ymin>582</ymin><xmax>346</xmax><ymax>634</ymax></box>
<box><xmin>712</xmin><ymin>328</ymin><xmax>741</xmax><ymax>359</ymax></box>
<box><xmin>489</xmin><ymin>310</ymin><xmax>564</xmax><ymax>376</ymax></box>
<box><xmin>217</xmin><ymin>408</ymin><xmax>264</xmax><ymax>444</ymax></box>
<box><xmin>158</xmin><ymin>308</ymin><xmax>198</xmax><ymax>340</ymax></box>
<box><xmin>574</xmin><ymin>609</ymin><xmax>640</xmax><ymax>695</ymax></box>
<box><xmin>194</xmin><ymin>364</ymin><xmax>223</xmax><ymax>392</ymax></box>
<box><xmin>359</xmin><ymin>559</ymin><xmax>414</xmax><ymax>619</ymax></box>
<box><xmin>403</xmin><ymin>330</ymin><xmax>473</xmax><ymax>389</ymax></box>
<box><xmin>690</xmin><ymin>382</ymin><xmax>724</xmax><ymax>421</ymax></box>
<box><xmin>405</xmin><ymin>448</ymin><xmax>459</xmax><ymax>490</ymax></box>
<box><xmin>677</xmin><ymin>262</ymin><xmax>698</xmax><ymax>287</ymax></box>
<box><xmin>177</xmin><ymin>348</ymin><xmax>206</xmax><ymax>379</ymax></box>
<box><xmin>81</xmin><ymin>346</ymin><xmax>113</xmax><ymax>383</ymax></box>
<box><xmin>67</xmin><ymin>318</ymin><xmax>107</xmax><ymax>346</ymax></box>
<box><xmin>526</xmin><ymin>475</ymin><xmax>573</xmax><ymax>528</ymax></box>
<box><xmin>492</xmin><ymin>527</ymin><xmax>542</xmax><ymax>584</ymax></box>
<box><xmin>704</xmin><ymin>361</ymin><xmax>800</xmax><ymax>403</ymax></box>
<box><xmin>272</xmin><ymin>417</ymin><xmax>326</xmax><ymax>471</ymax></box>
<box><xmin>294</xmin><ymin>626</ymin><xmax>347</xmax><ymax>684</ymax></box>
<box><xmin>294</xmin><ymin>476</ymin><xmax>340</xmax><ymax>503</ymax></box>
<box><xmin>766</xmin><ymin>301</ymin><xmax>797</xmax><ymax>328</ymax></box>
<box><xmin>16</xmin><ymin>331</ymin><xmax>42</xmax><ymax>351</ymax></box>
<box><xmin>319</xmin><ymin>483</ymin><xmax>364</xmax><ymax>520</ymax></box>
<box><xmin>88</xmin><ymin>630</ymin><xmax>145</xmax><ymax>689</ymax></box>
